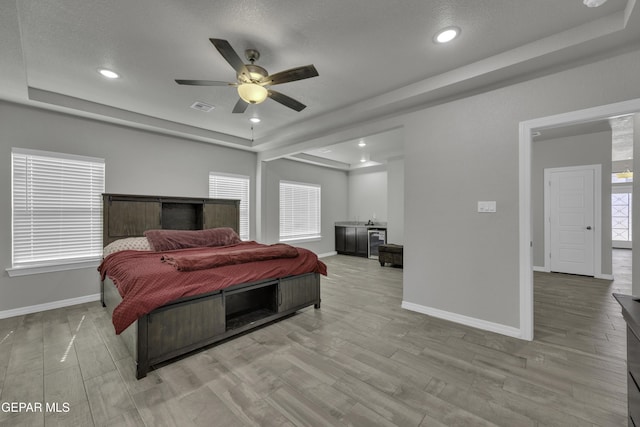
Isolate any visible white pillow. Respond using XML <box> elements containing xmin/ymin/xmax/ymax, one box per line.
<box><xmin>103</xmin><ymin>237</ymin><xmax>152</xmax><ymax>256</ymax></box>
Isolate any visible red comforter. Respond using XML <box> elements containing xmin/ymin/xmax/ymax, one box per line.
<box><xmin>161</xmin><ymin>243</ymin><xmax>299</xmax><ymax>271</ymax></box>
<box><xmin>98</xmin><ymin>241</ymin><xmax>327</xmax><ymax>334</ymax></box>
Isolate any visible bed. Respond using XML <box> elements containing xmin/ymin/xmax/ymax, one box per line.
<box><xmin>99</xmin><ymin>193</ymin><xmax>326</xmax><ymax>379</ymax></box>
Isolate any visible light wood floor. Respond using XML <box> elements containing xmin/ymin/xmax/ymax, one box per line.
<box><xmin>0</xmin><ymin>250</ymin><xmax>633</xmax><ymax>426</ymax></box>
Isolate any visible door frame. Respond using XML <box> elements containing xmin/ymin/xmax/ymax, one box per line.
<box><xmin>519</xmin><ymin>97</ymin><xmax>640</xmax><ymax>341</ymax></box>
<box><xmin>543</xmin><ymin>164</ymin><xmax>601</xmax><ymax>276</ymax></box>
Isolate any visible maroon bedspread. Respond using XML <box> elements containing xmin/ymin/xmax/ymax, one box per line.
<box><xmin>161</xmin><ymin>243</ymin><xmax>299</xmax><ymax>271</ymax></box>
<box><xmin>98</xmin><ymin>241</ymin><xmax>327</xmax><ymax>334</ymax></box>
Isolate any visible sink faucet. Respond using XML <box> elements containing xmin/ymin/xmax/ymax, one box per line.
<box><xmin>366</xmin><ymin>219</ymin><xmax>374</xmax><ymax>225</ymax></box>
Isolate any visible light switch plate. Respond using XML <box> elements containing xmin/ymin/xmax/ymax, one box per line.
<box><xmin>478</xmin><ymin>201</ymin><xmax>497</xmax><ymax>213</ymax></box>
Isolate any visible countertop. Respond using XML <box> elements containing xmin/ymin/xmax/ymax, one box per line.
<box><xmin>335</xmin><ymin>221</ymin><xmax>387</xmax><ymax>228</ymax></box>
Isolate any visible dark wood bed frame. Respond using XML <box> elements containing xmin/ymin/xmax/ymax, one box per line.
<box><xmin>100</xmin><ymin>193</ymin><xmax>321</xmax><ymax>379</ymax></box>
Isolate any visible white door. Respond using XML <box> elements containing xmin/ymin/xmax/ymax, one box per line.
<box><xmin>548</xmin><ymin>167</ymin><xmax>595</xmax><ymax>276</ymax></box>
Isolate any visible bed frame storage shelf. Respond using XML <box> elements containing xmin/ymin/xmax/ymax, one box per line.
<box><xmin>224</xmin><ymin>281</ymin><xmax>279</xmax><ymax>331</ymax></box>
<box><xmin>103</xmin><ymin>193</ymin><xmax>240</xmax><ymax>245</ymax></box>
<box><xmin>161</xmin><ymin>202</ymin><xmax>202</xmax><ymax>230</ymax></box>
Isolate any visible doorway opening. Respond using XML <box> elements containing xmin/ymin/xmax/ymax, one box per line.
<box><xmin>519</xmin><ymin>99</ymin><xmax>640</xmax><ymax>341</ymax></box>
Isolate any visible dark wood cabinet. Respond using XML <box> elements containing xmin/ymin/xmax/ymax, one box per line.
<box><xmin>103</xmin><ymin>194</ymin><xmax>240</xmax><ymax>245</ymax></box>
<box><xmin>335</xmin><ymin>225</ymin><xmax>376</xmax><ymax>257</ymax></box>
<box><xmin>613</xmin><ymin>293</ymin><xmax>640</xmax><ymax>426</ymax></box>
<box><xmin>345</xmin><ymin>227</ymin><xmax>357</xmax><ymax>253</ymax></box>
<box><xmin>356</xmin><ymin>227</ymin><xmax>368</xmax><ymax>257</ymax></box>
<box><xmin>335</xmin><ymin>227</ymin><xmax>346</xmax><ymax>253</ymax></box>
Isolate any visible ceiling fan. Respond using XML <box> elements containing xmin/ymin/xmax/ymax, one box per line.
<box><xmin>175</xmin><ymin>38</ymin><xmax>319</xmax><ymax>113</ymax></box>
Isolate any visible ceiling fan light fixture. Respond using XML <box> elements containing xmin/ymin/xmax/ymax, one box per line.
<box><xmin>177</xmin><ymin>39</ymin><xmax>317</xmax><ymax>113</ymax></box>
<box><xmin>616</xmin><ymin>168</ymin><xmax>633</xmax><ymax>179</ymax></box>
<box><xmin>237</xmin><ymin>83</ymin><xmax>268</xmax><ymax>104</ymax></box>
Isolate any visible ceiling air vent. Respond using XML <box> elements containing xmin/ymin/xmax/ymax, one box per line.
<box><xmin>190</xmin><ymin>101</ymin><xmax>215</xmax><ymax>112</ymax></box>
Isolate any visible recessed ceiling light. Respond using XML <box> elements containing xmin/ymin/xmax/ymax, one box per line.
<box><xmin>434</xmin><ymin>27</ymin><xmax>460</xmax><ymax>44</ymax></box>
<box><xmin>358</xmin><ymin>141</ymin><xmax>366</xmax><ymax>147</ymax></box>
<box><xmin>583</xmin><ymin>0</ymin><xmax>607</xmax><ymax>7</ymax></box>
<box><xmin>249</xmin><ymin>117</ymin><xmax>261</xmax><ymax>124</ymax></box>
<box><xmin>98</xmin><ymin>69</ymin><xmax>120</xmax><ymax>79</ymax></box>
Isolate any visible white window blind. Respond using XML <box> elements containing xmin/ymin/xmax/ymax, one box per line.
<box><xmin>209</xmin><ymin>172</ymin><xmax>250</xmax><ymax>240</ymax></box>
<box><xmin>279</xmin><ymin>180</ymin><xmax>321</xmax><ymax>241</ymax></box>
<box><xmin>11</xmin><ymin>148</ymin><xmax>105</xmax><ymax>268</ymax></box>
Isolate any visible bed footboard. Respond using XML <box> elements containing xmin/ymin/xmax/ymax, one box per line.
<box><xmin>102</xmin><ymin>272</ymin><xmax>321</xmax><ymax>379</ymax></box>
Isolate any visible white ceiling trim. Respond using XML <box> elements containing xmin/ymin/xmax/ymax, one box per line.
<box><xmin>27</xmin><ymin>88</ymin><xmax>253</xmax><ymax>149</ymax></box>
<box><xmin>254</xmin><ymin>5</ymin><xmax>635</xmax><ymax>155</ymax></box>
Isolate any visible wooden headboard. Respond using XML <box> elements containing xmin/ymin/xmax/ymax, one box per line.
<box><xmin>102</xmin><ymin>193</ymin><xmax>240</xmax><ymax>246</ymax></box>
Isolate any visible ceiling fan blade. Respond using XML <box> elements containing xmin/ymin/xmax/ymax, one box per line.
<box><xmin>209</xmin><ymin>38</ymin><xmax>250</xmax><ymax>77</ymax></box>
<box><xmin>268</xmin><ymin>90</ymin><xmax>307</xmax><ymax>112</ymax></box>
<box><xmin>175</xmin><ymin>79</ymin><xmax>233</xmax><ymax>86</ymax></box>
<box><xmin>232</xmin><ymin>98</ymin><xmax>248</xmax><ymax>114</ymax></box>
<box><xmin>266</xmin><ymin>65</ymin><xmax>318</xmax><ymax>86</ymax></box>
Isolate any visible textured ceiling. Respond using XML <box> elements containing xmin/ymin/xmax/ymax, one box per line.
<box><xmin>2</xmin><ymin>0</ymin><xmax>639</xmax><ymax>169</ymax></box>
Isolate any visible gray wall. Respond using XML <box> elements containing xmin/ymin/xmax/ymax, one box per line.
<box><xmin>345</xmin><ymin>160</ymin><xmax>405</xmax><ymax>245</ymax></box>
<box><xmin>403</xmin><ymin>48</ymin><xmax>640</xmax><ymax>329</ymax></box>
<box><xmin>347</xmin><ymin>166</ymin><xmax>388</xmax><ymax>223</ymax></box>
<box><xmin>387</xmin><ymin>158</ymin><xmax>405</xmax><ymax>245</ymax></box>
<box><xmin>532</xmin><ymin>131</ymin><xmax>613</xmax><ymax>274</ymax></box>
<box><xmin>261</xmin><ymin>158</ymin><xmax>348</xmax><ymax>255</ymax></box>
<box><xmin>0</xmin><ymin>101</ymin><xmax>257</xmax><ymax>313</ymax></box>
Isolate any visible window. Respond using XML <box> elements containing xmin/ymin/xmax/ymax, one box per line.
<box><xmin>11</xmin><ymin>148</ymin><xmax>105</xmax><ymax>272</ymax></box>
<box><xmin>612</xmin><ymin>185</ymin><xmax>632</xmax><ymax>248</ymax></box>
<box><xmin>209</xmin><ymin>172</ymin><xmax>250</xmax><ymax>240</ymax></box>
<box><xmin>279</xmin><ymin>180</ymin><xmax>321</xmax><ymax>242</ymax></box>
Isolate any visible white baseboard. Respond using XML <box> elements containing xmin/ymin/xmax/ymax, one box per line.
<box><xmin>401</xmin><ymin>301</ymin><xmax>524</xmax><ymax>340</ymax></box>
<box><xmin>317</xmin><ymin>251</ymin><xmax>337</xmax><ymax>258</ymax></box>
<box><xmin>0</xmin><ymin>293</ymin><xmax>101</xmax><ymax>320</ymax></box>
<box><xmin>534</xmin><ymin>265</ymin><xmax>613</xmax><ymax>280</ymax></box>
